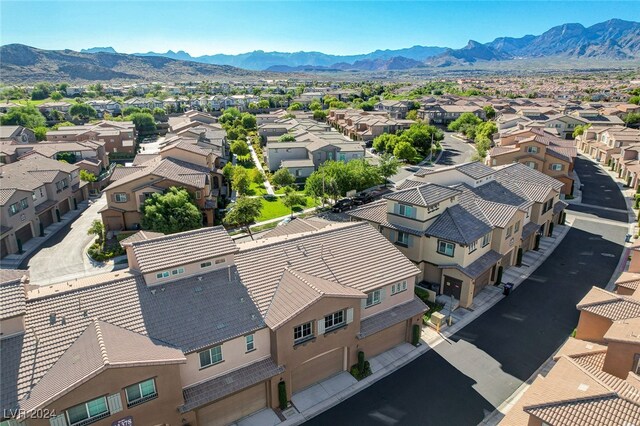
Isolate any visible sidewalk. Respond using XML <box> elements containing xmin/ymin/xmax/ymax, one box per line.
<box><xmin>235</xmin><ymin>222</ymin><xmax>572</xmax><ymax>426</ymax></box>
<box><xmin>247</xmin><ymin>142</ymin><xmax>275</xmax><ymax>195</ymax></box>
<box><xmin>0</xmin><ymin>200</ymin><xmax>89</xmax><ymax>269</ymax></box>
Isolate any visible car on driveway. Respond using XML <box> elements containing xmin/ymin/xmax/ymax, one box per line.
<box><xmin>352</xmin><ymin>192</ymin><xmax>375</xmax><ymax>206</ymax></box>
<box><xmin>332</xmin><ymin>198</ymin><xmax>354</xmax><ymax>212</ymax></box>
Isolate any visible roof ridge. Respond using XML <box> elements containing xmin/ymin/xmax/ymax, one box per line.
<box><xmin>285</xmin><ymin>268</ymin><xmax>324</xmax><ymax>296</ymax></box>
<box><xmin>131</xmin><ymin>225</ymin><xmax>225</xmax><ymax>247</ymax></box>
<box><xmin>445</xmin><ymin>207</ymin><xmax>468</xmax><ymax>245</ymax></box>
<box><xmin>93</xmin><ymin>319</ymin><xmax>110</xmax><ymax>366</ymax></box>
<box><xmin>524</xmin><ymin>392</ymin><xmax>618</xmax><ymax>413</ymax></box>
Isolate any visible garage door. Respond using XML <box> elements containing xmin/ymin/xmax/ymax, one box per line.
<box><xmin>197</xmin><ymin>383</ymin><xmax>266</xmax><ymax>426</ymax></box>
<box><xmin>15</xmin><ymin>224</ymin><xmax>33</xmax><ymax>246</ymax></box>
<box><xmin>58</xmin><ymin>200</ymin><xmax>70</xmax><ymax>215</ymax></box>
<box><xmin>474</xmin><ymin>267</ymin><xmax>493</xmax><ymax>296</ymax></box>
<box><xmin>1</xmin><ymin>237</ymin><xmax>9</xmax><ymax>259</ymax></box>
<box><xmin>292</xmin><ymin>348</ymin><xmax>343</xmax><ymax>393</ymax></box>
<box><xmin>39</xmin><ymin>210</ymin><xmax>54</xmax><ymax>229</ymax></box>
<box><xmin>74</xmin><ymin>190</ymin><xmax>85</xmax><ymax>204</ymax></box>
<box><xmin>362</xmin><ymin>321</ymin><xmax>406</xmax><ymax>357</ymax></box>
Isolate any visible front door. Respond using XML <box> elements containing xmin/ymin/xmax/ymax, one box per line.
<box><xmin>442</xmin><ymin>275</ymin><xmax>462</xmax><ymax>300</ymax></box>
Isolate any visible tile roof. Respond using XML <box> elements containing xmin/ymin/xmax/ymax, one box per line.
<box><xmin>235</xmin><ymin>222</ymin><xmax>419</xmax><ymax>315</ymax></box>
<box><xmin>346</xmin><ymin>200</ymin><xmax>387</xmax><ymax>224</ymax></box>
<box><xmin>105</xmin><ymin>157</ymin><xmax>210</xmax><ymax>191</ymax></box>
<box><xmin>1</xmin><ymin>267</ymin><xmax>264</xmax><ymax>411</ymax></box>
<box><xmin>262</xmin><ymin>217</ymin><xmax>331</xmax><ymax>239</ymax></box>
<box><xmin>118</xmin><ymin>230</ymin><xmax>165</xmax><ymax>246</ymax></box>
<box><xmin>604</xmin><ymin>317</ymin><xmax>640</xmax><ymax>344</ymax></box>
<box><xmin>19</xmin><ymin>319</ymin><xmax>186</xmax><ymax>413</ymax></box>
<box><xmin>0</xmin><ymin>270</ymin><xmax>27</xmax><ymax>320</ymax></box>
<box><xmin>264</xmin><ymin>268</ymin><xmax>365</xmax><ymax>330</ymax></box>
<box><xmin>426</xmin><ymin>204</ymin><xmax>492</xmax><ymax>245</ymax></box>
<box><xmin>521</xmin><ymin>221</ymin><xmax>541</xmax><ymax>240</ymax></box>
<box><xmin>130</xmin><ymin>226</ymin><xmax>237</xmax><ymax>273</ymax></box>
<box><xmin>494</xmin><ymin>162</ymin><xmax>564</xmax><ymax>192</ymax></box>
<box><xmin>180</xmin><ymin>358</ymin><xmax>284</xmax><ymax>412</ymax></box>
<box><xmin>553</xmin><ymin>200</ymin><xmax>568</xmax><ymax>214</ymax></box>
<box><xmin>455</xmin><ymin>162</ymin><xmax>496</xmax><ymax>180</ymax></box>
<box><xmin>359</xmin><ymin>297</ymin><xmax>428</xmax><ymax>338</ymax></box>
<box><xmin>384</xmin><ymin>183</ymin><xmax>462</xmax><ymax>207</ymax></box>
<box><xmin>616</xmin><ymin>272</ymin><xmax>640</xmax><ymax>291</ymax></box>
<box><xmin>395</xmin><ymin>179</ymin><xmax>427</xmax><ymax>190</ymax></box>
<box><xmin>440</xmin><ymin>250</ymin><xmax>502</xmax><ymax>279</ymax></box>
<box><xmin>577</xmin><ymin>287</ymin><xmax>640</xmax><ymax>321</ymax></box>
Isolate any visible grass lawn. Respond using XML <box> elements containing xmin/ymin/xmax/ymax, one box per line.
<box><xmin>13</xmin><ymin>97</ymin><xmax>76</xmax><ymax>106</ymax></box>
<box><xmin>246</xmin><ymin>181</ymin><xmax>268</xmax><ymax>196</ymax></box>
<box><xmin>257</xmin><ymin>195</ymin><xmax>318</xmax><ymax>222</ymax></box>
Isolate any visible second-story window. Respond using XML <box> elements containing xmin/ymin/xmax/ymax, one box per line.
<box><xmin>398</xmin><ymin>203</ymin><xmax>414</xmax><ymax>218</ymax></box>
<box><xmin>396</xmin><ymin>231</ymin><xmax>409</xmax><ymax>246</ymax></box>
<box><xmin>125</xmin><ymin>378</ymin><xmax>157</xmax><ymax>408</ymax></box>
<box><xmin>8</xmin><ymin>203</ymin><xmax>19</xmax><ymax>216</ymax></box>
<box><xmin>392</xmin><ymin>280</ymin><xmax>407</xmax><ymax>295</ymax></box>
<box><xmin>19</xmin><ymin>198</ymin><xmax>28</xmax><ymax>210</ymax></box>
<box><xmin>245</xmin><ymin>334</ymin><xmax>255</xmax><ymax>352</ymax></box>
<box><xmin>506</xmin><ymin>226</ymin><xmax>513</xmax><ymax>238</ymax></box>
<box><xmin>550</xmin><ymin>163</ymin><xmax>563</xmax><ymax>171</ymax></box>
<box><xmin>514</xmin><ymin>220</ymin><xmax>521</xmax><ymax>233</ymax></box>
<box><xmin>199</xmin><ymin>345</ymin><xmax>223</xmax><ymax>368</ymax></box>
<box><xmin>324</xmin><ymin>310</ymin><xmax>345</xmax><ymax>332</ymax></box>
<box><xmin>427</xmin><ymin>203</ymin><xmax>440</xmax><ymax>213</ymax></box>
<box><xmin>294</xmin><ymin>321</ymin><xmax>313</xmax><ymax>344</ymax></box>
<box><xmin>114</xmin><ymin>193</ymin><xmax>128</xmax><ymax>203</ymax></box>
<box><xmin>482</xmin><ymin>233</ymin><xmax>491</xmax><ymax>247</ymax></box>
<box><xmin>468</xmin><ymin>240</ymin><xmax>477</xmax><ymax>254</ymax></box>
<box><xmin>437</xmin><ymin>240</ymin><xmax>455</xmax><ymax>257</ymax></box>
<box><xmin>65</xmin><ymin>396</ymin><xmax>110</xmax><ymax>426</ymax></box>
<box><xmin>365</xmin><ymin>290</ymin><xmax>382</xmax><ymax>307</ymax></box>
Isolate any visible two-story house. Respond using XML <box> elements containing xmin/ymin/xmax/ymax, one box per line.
<box><xmin>47</xmin><ymin>121</ymin><xmax>136</xmax><ymax>155</ymax></box>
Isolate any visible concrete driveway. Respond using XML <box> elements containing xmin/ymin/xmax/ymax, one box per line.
<box><xmin>21</xmin><ymin>195</ymin><xmax>115</xmax><ymax>285</ymax></box>
<box><xmin>437</xmin><ymin>131</ymin><xmax>477</xmax><ymax>166</ymax></box>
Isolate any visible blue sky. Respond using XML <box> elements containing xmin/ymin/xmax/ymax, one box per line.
<box><xmin>1</xmin><ymin>1</ymin><xmax>639</xmax><ymax>56</ymax></box>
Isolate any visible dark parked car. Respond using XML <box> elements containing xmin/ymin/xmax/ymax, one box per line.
<box><xmin>352</xmin><ymin>192</ymin><xmax>375</xmax><ymax>206</ymax></box>
<box><xmin>332</xmin><ymin>198</ymin><xmax>354</xmax><ymax>212</ymax></box>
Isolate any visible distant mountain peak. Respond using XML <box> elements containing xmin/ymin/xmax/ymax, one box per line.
<box><xmin>81</xmin><ymin>46</ymin><xmax>117</xmax><ymax>54</ymax></box>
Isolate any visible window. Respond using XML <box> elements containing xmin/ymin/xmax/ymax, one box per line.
<box><xmin>396</xmin><ymin>231</ymin><xmax>409</xmax><ymax>246</ymax></box>
<box><xmin>365</xmin><ymin>290</ymin><xmax>381</xmax><ymax>307</ymax></box>
<box><xmin>201</xmin><ymin>261</ymin><xmax>212</xmax><ymax>268</ymax></box>
<box><xmin>114</xmin><ymin>193</ymin><xmax>128</xmax><ymax>203</ymax></box>
<box><xmin>550</xmin><ymin>163</ymin><xmax>563</xmax><ymax>171</ymax></box>
<box><xmin>19</xmin><ymin>198</ymin><xmax>28</xmax><ymax>210</ymax></box>
<box><xmin>398</xmin><ymin>204</ymin><xmax>414</xmax><ymax>218</ymax></box>
<box><xmin>32</xmin><ymin>192</ymin><xmax>37</xmax><ymax>201</ymax></box>
<box><xmin>468</xmin><ymin>240</ymin><xmax>477</xmax><ymax>253</ymax></box>
<box><xmin>66</xmin><ymin>396</ymin><xmax>109</xmax><ymax>426</ymax></box>
<box><xmin>324</xmin><ymin>310</ymin><xmax>345</xmax><ymax>332</ymax></box>
<box><xmin>506</xmin><ymin>226</ymin><xmax>513</xmax><ymax>238</ymax></box>
<box><xmin>171</xmin><ymin>267</ymin><xmax>185</xmax><ymax>276</ymax></box>
<box><xmin>392</xmin><ymin>280</ymin><xmax>408</xmax><ymax>295</ymax></box>
<box><xmin>199</xmin><ymin>345</ymin><xmax>223</xmax><ymax>368</ymax></box>
<box><xmin>294</xmin><ymin>321</ymin><xmax>313</xmax><ymax>343</ymax></box>
<box><xmin>514</xmin><ymin>220</ymin><xmax>521</xmax><ymax>233</ymax></box>
<box><xmin>156</xmin><ymin>271</ymin><xmax>170</xmax><ymax>279</ymax></box>
<box><xmin>215</xmin><ymin>258</ymin><xmax>225</xmax><ymax>264</ymax></box>
<box><xmin>195</xmin><ymin>191</ymin><xmax>201</xmax><ymax>199</ymax></box>
<box><xmin>482</xmin><ymin>233</ymin><xmax>491</xmax><ymax>247</ymax></box>
<box><xmin>525</xmin><ymin>161</ymin><xmax>536</xmax><ymax>169</ymax></box>
<box><xmin>8</xmin><ymin>203</ymin><xmax>19</xmax><ymax>216</ymax></box>
<box><xmin>427</xmin><ymin>203</ymin><xmax>440</xmax><ymax>213</ymax></box>
<box><xmin>437</xmin><ymin>240</ymin><xmax>455</xmax><ymax>257</ymax></box>
<box><xmin>125</xmin><ymin>378</ymin><xmax>157</xmax><ymax>407</ymax></box>
<box><xmin>634</xmin><ymin>354</ymin><xmax>640</xmax><ymax>375</ymax></box>
<box><xmin>246</xmin><ymin>334</ymin><xmax>255</xmax><ymax>352</ymax></box>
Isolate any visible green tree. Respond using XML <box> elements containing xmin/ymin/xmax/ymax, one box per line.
<box><xmin>34</xmin><ymin>126</ymin><xmax>47</xmax><ymax>141</ymax></box>
<box><xmin>222</xmin><ymin>163</ymin><xmax>235</xmax><ymax>183</ymax></box>
<box><xmin>272</xmin><ymin>168</ymin><xmax>296</xmax><ymax>188</ymax></box>
<box><xmin>572</xmin><ymin>124</ymin><xmax>591</xmax><ymax>138</ymax></box>
<box><xmin>278</xmin><ymin>134</ymin><xmax>296</xmax><ymax>142</ymax></box>
<box><xmin>241</xmin><ymin>113</ymin><xmax>257</xmax><ymax>130</ymax></box>
<box><xmin>309</xmin><ymin>101</ymin><xmax>322</xmax><ymax>111</ymax></box>
<box><xmin>257</xmin><ymin>99</ymin><xmax>270</xmax><ymax>109</ymax></box>
<box><xmin>394</xmin><ymin>141</ymin><xmax>418</xmax><ymax>162</ymax></box>
<box><xmin>625</xmin><ymin>113</ymin><xmax>640</xmax><ymax>128</ymax></box>
<box><xmin>483</xmin><ymin>105</ymin><xmax>496</xmax><ymax>120</ymax></box>
<box><xmin>50</xmin><ymin>91</ymin><xmax>63</xmax><ymax>101</ymax></box>
<box><xmin>87</xmin><ymin>220</ymin><xmax>105</xmax><ymax>244</ymax></box>
<box><xmin>52</xmin><ymin>121</ymin><xmax>74</xmax><ymax>130</ymax></box>
<box><xmin>406</xmin><ymin>110</ymin><xmax>418</xmax><ymax>120</ymax></box>
<box><xmin>629</xmin><ymin>96</ymin><xmax>640</xmax><ymax>105</ymax></box>
<box><xmin>282</xmin><ymin>187</ymin><xmax>306</xmax><ymax>218</ymax></box>
<box><xmin>448</xmin><ymin>113</ymin><xmax>483</xmax><ymax>137</ymax></box>
<box><xmin>122</xmin><ymin>106</ymin><xmax>141</xmax><ymax>116</ymax></box>
<box><xmin>475</xmin><ymin>121</ymin><xmax>497</xmax><ymax>142</ymax></box>
<box><xmin>232</xmin><ymin>166</ymin><xmax>251</xmax><ymax>195</ymax></box>
<box><xmin>288</xmin><ymin>102</ymin><xmax>303</xmax><ymax>111</ymax></box>
<box><xmin>372</xmin><ymin>133</ymin><xmax>398</xmax><ymax>153</ymax></box>
<box><xmin>141</xmin><ymin>187</ymin><xmax>202</xmax><ymax>234</ymax></box>
<box><xmin>152</xmin><ymin>107</ymin><xmax>166</xmax><ymax>118</ymax></box>
<box><xmin>223</xmin><ymin>196</ymin><xmax>262</xmax><ymax>240</ymax></box>
<box><xmin>313</xmin><ymin>110</ymin><xmax>327</xmax><ymax>121</ymax></box>
<box><xmin>128</xmin><ymin>112</ymin><xmax>156</xmax><ymax>132</ymax></box>
<box><xmin>361</xmin><ymin>101</ymin><xmax>375</xmax><ymax>111</ymax></box>
<box><xmin>69</xmin><ymin>103</ymin><xmax>97</xmax><ymax>120</ymax></box>
<box><xmin>305</xmin><ymin>172</ymin><xmax>339</xmax><ymax>204</ymax></box>
<box><xmin>80</xmin><ymin>169</ymin><xmax>97</xmax><ymax>182</ymax></box>
<box><xmin>0</xmin><ymin>104</ymin><xmax>46</xmax><ymax>129</ymax></box>
<box><xmin>230</xmin><ymin>140</ymin><xmax>250</xmax><ymax>157</ymax></box>
<box><xmin>378</xmin><ymin>153</ymin><xmax>400</xmax><ymax>187</ymax></box>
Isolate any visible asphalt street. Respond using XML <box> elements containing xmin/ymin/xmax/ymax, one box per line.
<box><xmin>306</xmin><ymin>157</ymin><xmax>629</xmax><ymax>426</ymax></box>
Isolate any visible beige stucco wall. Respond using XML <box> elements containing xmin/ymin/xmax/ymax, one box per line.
<box><xmin>602</xmin><ymin>341</ymin><xmax>640</xmax><ymax>379</ymax></box>
<box><xmin>142</xmin><ymin>253</ymin><xmax>235</xmax><ymax>286</ymax></box>
<box><xmin>630</xmin><ymin>250</ymin><xmax>640</xmax><ymax>273</ymax></box>
<box><xmin>180</xmin><ymin>328</ymin><xmax>271</xmax><ymax>388</ymax></box>
<box><xmin>440</xmin><ymin>268</ymin><xmax>473</xmax><ymax>308</ymax></box>
<box><xmin>26</xmin><ymin>364</ymin><xmax>186</xmax><ymax>426</ymax></box>
<box><xmin>361</xmin><ymin>279</ymin><xmax>416</xmax><ymax>319</ymax></box>
<box><xmin>575</xmin><ymin>311</ymin><xmax>613</xmax><ymax>343</ymax></box>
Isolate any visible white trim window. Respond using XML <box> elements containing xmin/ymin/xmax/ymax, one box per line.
<box><xmin>398</xmin><ymin>203</ymin><xmax>415</xmax><ymax>218</ymax></box>
<box><xmin>506</xmin><ymin>226</ymin><xmax>513</xmax><ymax>238</ymax></box>
<box><xmin>65</xmin><ymin>396</ymin><xmax>110</xmax><ymax>425</ymax></box>
<box><xmin>437</xmin><ymin>240</ymin><xmax>455</xmax><ymax>257</ymax></box>
<box><xmin>525</xmin><ymin>161</ymin><xmax>536</xmax><ymax>169</ymax></box>
<box><xmin>482</xmin><ymin>233</ymin><xmax>491</xmax><ymax>247</ymax></box>
<box><xmin>365</xmin><ymin>289</ymin><xmax>382</xmax><ymax>307</ymax></box>
<box><xmin>114</xmin><ymin>193</ymin><xmax>128</xmax><ymax>202</ymax></box>
<box><xmin>125</xmin><ymin>378</ymin><xmax>157</xmax><ymax>408</ymax></box>
<box><xmin>468</xmin><ymin>240</ymin><xmax>477</xmax><ymax>253</ymax></box>
<box><xmin>199</xmin><ymin>345</ymin><xmax>223</xmax><ymax>368</ymax></box>
<box><xmin>525</xmin><ymin>146</ymin><xmax>538</xmax><ymax>154</ymax></box>
<box><xmin>396</xmin><ymin>231</ymin><xmax>409</xmax><ymax>246</ymax></box>
<box><xmin>550</xmin><ymin>163</ymin><xmax>563</xmax><ymax>171</ymax></box>
<box><xmin>324</xmin><ymin>310</ymin><xmax>345</xmax><ymax>332</ymax></box>
<box><xmin>201</xmin><ymin>261</ymin><xmax>212</xmax><ymax>268</ymax></box>
<box><xmin>392</xmin><ymin>280</ymin><xmax>408</xmax><ymax>295</ymax></box>
<box><xmin>246</xmin><ymin>334</ymin><xmax>255</xmax><ymax>352</ymax></box>
<box><xmin>294</xmin><ymin>321</ymin><xmax>313</xmax><ymax>343</ymax></box>
<box><xmin>514</xmin><ymin>220</ymin><xmax>521</xmax><ymax>233</ymax></box>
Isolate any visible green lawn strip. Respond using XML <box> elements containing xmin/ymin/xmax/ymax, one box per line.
<box><xmin>257</xmin><ymin>196</ymin><xmax>318</xmax><ymax>222</ymax></box>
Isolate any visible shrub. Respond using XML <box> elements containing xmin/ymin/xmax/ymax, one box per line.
<box><xmin>411</xmin><ymin>324</ymin><xmax>420</xmax><ymax>346</ymax></box>
<box><xmin>496</xmin><ymin>266</ymin><xmax>503</xmax><ymax>285</ymax></box>
<box><xmin>278</xmin><ymin>381</ymin><xmax>287</xmax><ymax>410</ymax></box>
<box><xmin>357</xmin><ymin>351</ymin><xmax>365</xmax><ymax>373</ymax></box>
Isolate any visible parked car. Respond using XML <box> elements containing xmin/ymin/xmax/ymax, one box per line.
<box><xmin>353</xmin><ymin>192</ymin><xmax>374</xmax><ymax>206</ymax></box>
<box><xmin>332</xmin><ymin>198</ymin><xmax>354</xmax><ymax>212</ymax></box>
<box><xmin>278</xmin><ymin>217</ymin><xmax>293</xmax><ymax>226</ymax></box>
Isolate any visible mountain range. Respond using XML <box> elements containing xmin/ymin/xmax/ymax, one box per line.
<box><xmin>81</xmin><ymin>19</ymin><xmax>640</xmax><ymax>71</ymax></box>
<box><xmin>2</xmin><ymin>19</ymin><xmax>639</xmax><ymax>82</ymax></box>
